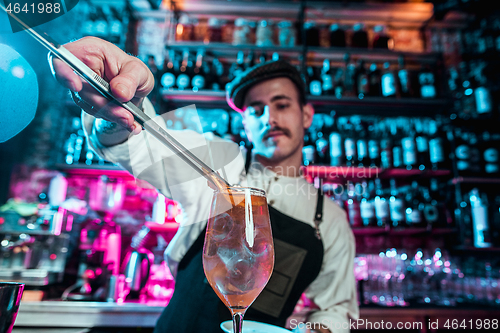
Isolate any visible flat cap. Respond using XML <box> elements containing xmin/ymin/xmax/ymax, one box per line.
<box><xmin>226</xmin><ymin>59</ymin><xmax>306</xmax><ymax>112</ymax></box>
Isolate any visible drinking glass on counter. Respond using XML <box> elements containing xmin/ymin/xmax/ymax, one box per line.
<box><xmin>203</xmin><ymin>187</ymin><xmax>275</xmax><ymax>333</ymax></box>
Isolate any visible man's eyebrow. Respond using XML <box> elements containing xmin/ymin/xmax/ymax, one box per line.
<box><xmin>246</xmin><ymin>95</ymin><xmax>292</xmax><ymax>107</ymax></box>
<box><xmin>270</xmin><ymin>95</ymin><xmax>292</xmax><ymax>102</ymax></box>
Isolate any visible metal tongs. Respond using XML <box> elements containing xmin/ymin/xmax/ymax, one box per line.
<box><xmin>1</xmin><ymin>5</ymin><xmax>231</xmax><ymax>189</ymax></box>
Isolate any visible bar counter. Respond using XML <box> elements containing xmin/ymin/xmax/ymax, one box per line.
<box><xmin>14</xmin><ymin>300</ymin><xmax>500</xmax><ymax>331</ymax></box>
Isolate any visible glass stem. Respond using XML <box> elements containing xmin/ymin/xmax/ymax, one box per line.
<box><xmin>233</xmin><ymin>312</ymin><xmax>244</xmax><ymax>333</ymax></box>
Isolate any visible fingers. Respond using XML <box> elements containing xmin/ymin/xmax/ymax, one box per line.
<box><xmin>50</xmin><ymin>37</ymin><xmax>154</xmax><ymax>133</ymax></box>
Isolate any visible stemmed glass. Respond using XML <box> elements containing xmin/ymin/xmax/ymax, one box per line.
<box><xmin>203</xmin><ymin>186</ymin><xmax>275</xmax><ymax>333</ymax></box>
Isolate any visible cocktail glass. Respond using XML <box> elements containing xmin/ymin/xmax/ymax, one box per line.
<box><xmin>203</xmin><ymin>186</ymin><xmax>274</xmax><ymax>333</ymax></box>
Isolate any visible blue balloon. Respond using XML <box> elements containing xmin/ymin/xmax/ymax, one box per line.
<box><xmin>0</xmin><ymin>43</ymin><xmax>38</xmax><ymax>142</ymax></box>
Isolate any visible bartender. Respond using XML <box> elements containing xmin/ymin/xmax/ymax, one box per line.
<box><xmin>51</xmin><ymin>37</ymin><xmax>359</xmax><ymax>333</ymax></box>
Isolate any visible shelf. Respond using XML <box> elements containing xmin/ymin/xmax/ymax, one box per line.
<box><xmin>56</xmin><ymin>164</ymin><xmax>133</xmax><ymax>179</ymax></box>
<box><xmin>161</xmin><ymin>90</ymin><xmax>451</xmax><ymax>115</ymax></box>
<box><xmin>302</xmin><ymin>166</ymin><xmax>451</xmax><ymax>183</ymax></box>
<box><xmin>352</xmin><ymin>227</ymin><xmax>457</xmax><ymax>237</ymax></box>
<box><xmin>452</xmin><ymin>246</ymin><xmax>500</xmax><ymax>253</ymax></box>
<box><xmin>452</xmin><ymin>177</ymin><xmax>500</xmax><ymax>185</ymax></box>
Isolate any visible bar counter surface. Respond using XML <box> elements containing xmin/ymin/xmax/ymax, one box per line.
<box><xmin>14</xmin><ymin>300</ymin><xmax>500</xmax><ymax>331</ymax></box>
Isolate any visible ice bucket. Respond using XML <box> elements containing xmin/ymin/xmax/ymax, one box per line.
<box><xmin>0</xmin><ymin>282</ymin><xmax>25</xmax><ymax>333</ymax></box>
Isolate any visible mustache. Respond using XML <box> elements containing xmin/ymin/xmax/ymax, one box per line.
<box><xmin>264</xmin><ymin>126</ymin><xmax>291</xmax><ymax>139</ymax></box>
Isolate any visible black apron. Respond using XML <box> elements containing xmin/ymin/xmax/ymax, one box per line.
<box><xmin>154</xmin><ymin>156</ymin><xmax>324</xmax><ymax>333</ymax></box>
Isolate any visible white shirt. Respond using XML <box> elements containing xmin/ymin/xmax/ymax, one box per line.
<box><xmin>82</xmin><ymin>100</ymin><xmax>359</xmax><ymax>332</ymax></box>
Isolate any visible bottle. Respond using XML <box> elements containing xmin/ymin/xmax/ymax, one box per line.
<box><xmin>333</xmin><ymin>66</ymin><xmax>345</xmax><ymax>99</ymax></box>
<box><xmin>473</xmin><ymin>69</ymin><xmax>493</xmax><ymax>117</ymax></box>
<box><xmin>381</xmin><ymin>62</ymin><xmax>397</xmax><ymax>98</ymax></box>
<box><xmin>405</xmin><ymin>181</ymin><xmax>425</xmax><ymax>228</ymax></box>
<box><xmin>360</xmin><ymin>181</ymin><xmax>376</xmax><ymax>227</ymax></box>
<box><xmin>329</xmin><ymin>23</ymin><xmax>346</xmax><ymax>47</ymax></box>
<box><xmin>414</xmin><ymin>118</ymin><xmax>430</xmax><ymax>171</ymax></box>
<box><xmin>401</xmin><ymin>126</ymin><xmax>417</xmax><ymax>171</ymax></box>
<box><xmin>107</xmin><ymin>5</ymin><xmax>123</xmax><ymax>45</ymax></box>
<box><xmin>368</xmin><ymin>122</ymin><xmax>381</xmax><ymax>168</ymax></box>
<box><xmin>424</xmin><ymin>178</ymin><xmax>447</xmax><ymax>228</ymax></box>
<box><xmin>390</xmin><ymin>122</ymin><xmax>403</xmax><ymax>169</ymax></box>
<box><xmin>246</xmin><ymin>50</ymin><xmax>256</xmax><ymax>70</ymax></box>
<box><xmin>372</xmin><ymin>25</ymin><xmax>391</xmax><ymax>49</ymax></box>
<box><xmin>368</xmin><ymin>63</ymin><xmax>382</xmax><ymax>97</ymax></box>
<box><xmin>356</xmin><ymin>123</ymin><xmax>368</xmax><ymax>167</ymax></box>
<box><xmin>397</xmin><ymin>56</ymin><xmax>413</xmax><ymax>98</ymax></box>
<box><xmin>229</xmin><ymin>51</ymin><xmax>246</xmax><ymax>81</ymax></box>
<box><xmin>160</xmin><ymin>50</ymin><xmax>177</xmax><ymax>91</ymax></box>
<box><xmin>469</xmin><ymin>188</ymin><xmax>492</xmax><ymax>248</ymax></box>
<box><xmin>389</xmin><ymin>179</ymin><xmax>405</xmax><ymax>228</ymax></box>
<box><xmin>308</xmin><ymin>66</ymin><xmax>323</xmax><ymax>96</ymax></box>
<box><xmin>346</xmin><ymin>182</ymin><xmax>363</xmax><ymax>227</ymax></box>
<box><xmin>481</xmin><ymin>131</ymin><xmax>500</xmax><ymax>176</ymax></box>
<box><xmin>490</xmin><ymin>195</ymin><xmax>500</xmax><ymax>247</ymax></box>
<box><xmin>321</xmin><ymin>59</ymin><xmax>334</xmax><ymax>96</ymax></box>
<box><xmin>176</xmin><ymin>50</ymin><xmax>191</xmax><ymax>91</ymax></box>
<box><xmin>191</xmin><ymin>49</ymin><xmax>206</xmax><ymax>92</ymax></box>
<box><xmin>428</xmin><ymin>119</ymin><xmax>447</xmax><ymax>171</ymax></box>
<box><xmin>355</xmin><ymin>59</ymin><xmax>370</xmax><ymax>99</ymax></box>
<box><xmin>209</xmin><ymin>57</ymin><xmax>224</xmax><ymax>91</ymax></box>
<box><xmin>458</xmin><ymin>62</ymin><xmax>476</xmax><ymax>119</ymax></box>
<box><xmin>418</xmin><ymin>65</ymin><xmax>437</xmax><ymax>99</ymax></box>
<box><xmin>316</xmin><ymin>131</ymin><xmax>329</xmax><ymax>165</ymax></box>
<box><xmin>344</xmin><ymin>120</ymin><xmax>357</xmax><ymax>167</ymax></box>
<box><xmin>343</xmin><ymin>55</ymin><xmax>357</xmax><ymax>97</ymax></box>
<box><xmin>304</xmin><ymin>21</ymin><xmax>320</xmax><ymax>47</ymax></box>
<box><xmin>329</xmin><ymin>126</ymin><xmax>344</xmax><ymax>167</ymax></box>
<box><xmin>351</xmin><ymin>23</ymin><xmax>368</xmax><ymax>48</ymax></box>
<box><xmin>380</xmin><ymin>138</ymin><xmax>393</xmax><ymax>169</ymax></box>
<box><xmin>302</xmin><ymin>131</ymin><xmax>316</xmax><ymax>166</ymax></box>
<box><xmin>373</xmin><ymin>178</ymin><xmax>390</xmax><ymax>227</ymax></box>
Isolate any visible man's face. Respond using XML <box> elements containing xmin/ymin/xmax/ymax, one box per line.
<box><xmin>242</xmin><ymin>77</ymin><xmax>313</xmax><ymax>163</ymax></box>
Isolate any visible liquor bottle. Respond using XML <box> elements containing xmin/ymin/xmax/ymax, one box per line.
<box><xmin>360</xmin><ymin>181</ymin><xmax>376</xmax><ymax>227</ymax></box>
<box><xmin>426</xmin><ymin>178</ymin><xmax>449</xmax><ymax>227</ymax></box>
<box><xmin>107</xmin><ymin>5</ymin><xmax>123</xmax><ymax>44</ymax></box>
<box><xmin>421</xmin><ymin>181</ymin><xmax>440</xmax><ymax>228</ymax></box>
<box><xmin>397</xmin><ymin>56</ymin><xmax>413</xmax><ymax>98</ymax></box>
<box><xmin>160</xmin><ymin>50</ymin><xmax>177</xmax><ymax>91</ymax></box>
<box><xmin>316</xmin><ymin>131</ymin><xmax>329</xmax><ymax>165</ymax></box>
<box><xmin>490</xmin><ymin>195</ymin><xmax>500</xmax><ymax>247</ymax></box>
<box><xmin>373</xmin><ymin>178</ymin><xmax>390</xmax><ymax>227</ymax></box>
<box><xmin>458</xmin><ymin>62</ymin><xmax>476</xmax><ymax>119</ymax></box>
<box><xmin>380</xmin><ymin>138</ymin><xmax>393</xmax><ymax>169</ymax></box>
<box><xmin>455</xmin><ymin>129</ymin><xmax>472</xmax><ymax>176</ymax></box>
<box><xmin>307</xmin><ymin>66</ymin><xmax>323</xmax><ymax>96</ymax></box>
<box><xmin>401</xmin><ymin>126</ymin><xmax>417</xmax><ymax>171</ymax></box>
<box><xmin>351</xmin><ymin>23</ymin><xmax>368</xmax><ymax>48</ymax></box>
<box><xmin>93</xmin><ymin>6</ymin><xmax>109</xmax><ymax>39</ymax></box>
<box><xmin>344</xmin><ymin>120</ymin><xmax>357</xmax><ymax>167</ymax></box>
<box><xmin>481</xmin><ymin>131</ymin><xmax>500</xmax><ymax>176</ymax></box>
<box><xmin>368</xmin><ymin>122</ymin><xmax>381</xmax><ymax>167</ymax></box>
<box><xmin>355</xmin><ymin>59</ymin><xmax>370</xmax><ymax>99</ymax></box>
<box><xmin>368</xmin><ymin>63</ymin><xmax>382</xmax><ymax>97</ymax></box>
<box><xmin>302</xmin><ymin>131</ymin><xmax>316</xmax><ymax>166</ymax></box>
<box><xmin>344</xmin><ymin>55</ymin><xmax>357</xmax><ymax>98</ymax></box>
<box><xmin>381</xmin><ymin>62</ymin><xmax>397</xmax><ymax>98</ymax></box>
<box><xmin>346</xmin><ymin>182</ymin><xmax>363</xmax><ymax>227</ymax></box>
<box><xmin>356</xmin><ymin>124</ymin><xmax>368</xmax><ymax>167</ymax></box>
<box><xmin>191</xmin><ymin>49</ymin><xmax>206</xmax><ymax>92</ymax></box>
<box><xmin>469</xmin><ymin>132</ymin><xmax>482</xmax><ymax>175</ymax></box>
<box><xmin>418</xmin><ymin>65</ymin><xmax>437</xmax><ymax>99</ymax></box>
<box><xmin>334</xmin><ymin>66</ymin><xmax>345</xmax><ymax>99</ymax></box>
<box><xmin>209</xmin><ymin>57</ymin><xmax>224</xmax><ymax>91</ymax></box>
<box><xmin>229</xmin><ymin>51</ymin><xmax>246</xmax><ymax>81</ymax></box>
<box><xmin>473</xmin><ymin>69</ymin><xmax>493</xmax><ymax>117</ymax></box>
<box><xmin>389</xmin><ymin>178</ymin><xmax>405</xmax><ymax>228</ymax></box>
<box><xmin>405</xmin><ymin>181</ymin><xmax>425</xmax><ymax>228</ymax></box>
<box><xmin>329</xmin><ymin>23</ymin><xmax>346</xmax><ymax>47</ymax></box>
<box><xmin>246</xmin><ymin>50</ymin><xmax>256</xmax><ymax>69</ymax></box>
<box><xmin>469</xmin><ymin>188</ymin><xmax>492</xmax><ymax>248</ymax></box>
<box><xmin>391</xmin><ymin>123</ymin><xmax>403</xmax><ymax>169</ymax></box>
<box><xmin>321</xmin><ymin>59</ymin><xmax>334</xmax><ymax>96</ymax></box>
<box><xmin>428</xmin><ymin>119</ymin><xmax>447</xmax><ymax>171</ymax></box>
<box><xmin>329</xmin><ymin>120</ymin><xmax>344</xmax><ymax>167</ymax></box>
<box><xmin>414</xmin><ymin>118</ymin><xmax>430</xmax><ymax>171</ymax></box>
<box><xmin>176</xmin><ymin>49</ymin><xmax>192</xmax><ymax>91</ymax></box>
<box><xmin>372</xmin><ymin>25</ymin><xmax>391</xmax><ymax>49</ymax></box>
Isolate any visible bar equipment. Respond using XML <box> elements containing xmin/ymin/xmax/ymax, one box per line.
<box><xmin>0</xmin><ymin>282</ymin><xmax>25</xmax><ymax>333</ymax></box>
<box><xmin>63</xmin><ymin>176</ymin><xmax>123</xmax><ymax>301</ymax></box>
<box><xmin>0</xmin><ymin>207</ymin><xmax>74</xmax><ymax>286</ymax></box>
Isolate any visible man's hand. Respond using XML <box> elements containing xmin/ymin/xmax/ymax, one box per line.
<box><xmin>50</xmin><ymin>36</ymin><xmax>154</xmax><ymax>135</ymax></box>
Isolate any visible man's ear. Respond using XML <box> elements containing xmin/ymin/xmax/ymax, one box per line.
<box><xmin>302</xmin><ymin>103</ymin><xmax>314</xmax><ymax>129</ymax></box>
